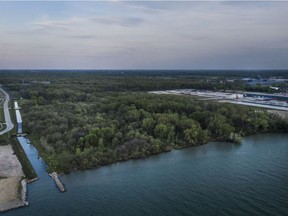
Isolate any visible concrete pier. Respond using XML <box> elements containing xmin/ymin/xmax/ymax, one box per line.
<box><xmin>49</xmin><ymin>172</ymin><xmax>66</xmax><ymax>192</ymax></box>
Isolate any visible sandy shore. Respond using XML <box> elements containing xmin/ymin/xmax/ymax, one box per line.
<box><xmin>0</xmin><ymin>145</ymin><xmax>27</xmax><ymax>212</ymax></box>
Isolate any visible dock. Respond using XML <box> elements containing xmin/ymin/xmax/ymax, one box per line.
<box><xmin>49</xmin><ymin>172</ymin><xmax>66</xmax><ymax>192</ymax></box>
<box><xmin>16</xmin><ymin>133</ymin><xmax>27</xmax><ymax>137</ymax></box>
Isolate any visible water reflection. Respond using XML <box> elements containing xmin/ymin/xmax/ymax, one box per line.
<box><xmin>6</xmin><ymin>134</ymin><xmax>287</xmax><ymax>216</ymax></box>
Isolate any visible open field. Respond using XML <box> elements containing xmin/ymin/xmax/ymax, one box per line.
<box><xmin>267</xmin><ymin>110</ymin><xmax>288</xmax><ymax>119</ymax></box>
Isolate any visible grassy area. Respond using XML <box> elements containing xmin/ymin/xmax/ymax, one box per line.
<box><xmin>0</xmin><ymin>108</ymin><xmax>6</xmax><ymax>132</ymax></box>
<box><xmin>10</xmin><ymin>137</ymin><xmax>37</xmax><ymax>180</ymax></box>
<box><xmin>0</xmin><ymin>99</ymin><xmax>9</xmax><ymax>145</ymax></box>
<box><xmin>0</xmin><ymin>101</ymin><xmax>6</xmax><ymax>132</ymax></box>
<box><xmin>9</xmin><ymin>100</ymin><xmax>17</xmax><ymax>135</ymax></box>
<box><xmin>0</xmin><ymin>100</ymin><xmax>16</xmax><ymax>145</ymax></box>
<box><xmin>0</xmin><ymin>135</ymin><xmax>10</xmax><ymax>146</ymax></box>
<box><xmin>0</xmin><ymin>90</ymin><xmax>5</xmax><ymax>130</ymax></box>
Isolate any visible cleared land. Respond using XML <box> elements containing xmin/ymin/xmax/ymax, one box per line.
<box><xmin>268</xmin><ymin>110</ymin><xmax>288</xmax><ymax>119</ymax></box>
<box><xmin>0</xmin><ymin>88</ymin><xmax>33</xmax><ymax>211</ymax></box>
<box><xmin>0</xmin><ymin>145</ymin><xmax>26</xmax><ymax>211</ymax></box>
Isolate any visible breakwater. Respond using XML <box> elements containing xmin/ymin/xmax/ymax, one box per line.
<box><xmin>49</xmin><ymin>172</ymin><xmax>66</xmax><ymax>192</ymax></box>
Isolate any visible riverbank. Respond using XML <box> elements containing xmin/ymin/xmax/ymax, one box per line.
<box><xmin>3</xmin><ymin>134</ymin><xmax>287</xmax><ymax>216</ymax></box>
<box><xmin>29</xmin><ymin>129</ymin><xmax>288</xmax><ymax>175</ymax></box>
<box><xmin>10</xmin><ymin>137</ymin><xmax>37</xmax><ymax>180</ymax></box>
<box><xmin>0</xmin><ymin>145</ymin><xmax>27</xmax><ymax>212</ymax></box>
<box><xmin>0</xmin><ymin>179</ymin><xmax>28</xmax><ymax>212</ymax></box>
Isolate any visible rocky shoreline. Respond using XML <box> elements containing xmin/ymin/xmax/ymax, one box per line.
<box><xmin>0</xmin><ymin>179</ymin><xmax>28</xmax><ymax>212</ymax></box>
<box><xmin>0</xmin><ymin>144</ymin><xmax>39</xmax><ymax>212</ymax></box>
<box><xmin>0</xmin><ymin>177</ymin><xmax>40</xmax><ymax>212</ymax></box>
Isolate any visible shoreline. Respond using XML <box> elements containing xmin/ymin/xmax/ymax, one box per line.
<box><xmin>0</xmin><ymin>178</ymin><xmax>40</xmax><ymax>212</ymax></box>
<box><xmin>1</xmin><ymin>133</ymin><xmax>287</xmax><ymax>212</ymax></box>
<box><xmin>52</xmin><ymin>133</ymin><xmax>288</xmax><ymax>180</ymax></box>
<box><xmin>0</xmin><ymin>179</ymin><xmax>28</xmax><ymax>212</ymax></box>
<box><xmin>0</xmin><ymin>141</ymin><xmax>38</xmax><ymax>213</ymax></box>
<box><xmin>0</xmin><ymin>145</ymin><xmax>25</xmax><ymax>212</ymax></box>
<box><xmin>48</xmin><ymin>132</ymin><xmax>287</xmax><ymax>175</ymax></box>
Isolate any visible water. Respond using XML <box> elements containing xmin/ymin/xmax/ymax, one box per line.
<box><xmin>2</xmin><ymin>134</ymin><xmax>288</xmax><ymax>216</ymax></box>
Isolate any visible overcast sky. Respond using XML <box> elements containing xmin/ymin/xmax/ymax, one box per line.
<box><xmin>0</xmin><ymin>1</ymin><xmax>288</xmax><ymax>70</ymax></box>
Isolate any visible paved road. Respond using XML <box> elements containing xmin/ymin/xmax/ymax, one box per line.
<box><xmin>0</xmin><ymin>87</ymin><xmax>14</xmax><ymax>135</ymax></box>
<box><xmin>219</xmin><ymin>100</ymin><xmax>288</xmax><ymax>111</ymax></box>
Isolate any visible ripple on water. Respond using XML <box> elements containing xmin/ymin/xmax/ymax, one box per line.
<box><xmin>3</xmin><ymin>134</ymin><xmax>288</xmax><ymax>216</ymax></box>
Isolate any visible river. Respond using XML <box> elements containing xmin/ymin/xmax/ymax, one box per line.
<box><xmin>2</xmin><ymin>134</ymin><xmax>288</xmax><ymax>216</ymax></box>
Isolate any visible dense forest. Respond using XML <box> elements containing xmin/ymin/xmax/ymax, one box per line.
<box><xmin>1</xmin><ymin>71</ymin><xmax>288</xmax><ymax>173</ymax></box>
<box><xmin>1</xmin><ymin>69</ymin><xmax>288</xmax><ymax>93</ymax></box>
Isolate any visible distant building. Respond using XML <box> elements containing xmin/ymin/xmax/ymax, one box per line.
<box><xmin>244</xmin><ymin>93</ymin><xmax>288</xmax><ymax>102</ymax></box>
<box><xmin>270</xmin><ymin>87</ymin><xmax>279</xmax><ymax>91</ymax></box>
<box><xmin>243</xmin><ymin>77</ymin><xmax>287</xmax><ymax>86</ymax></box>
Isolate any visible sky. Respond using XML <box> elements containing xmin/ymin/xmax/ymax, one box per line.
<box><xmin>0</xmin><ymin>1</ymin><xmax>288</xmax><ymax>70</ymax></box>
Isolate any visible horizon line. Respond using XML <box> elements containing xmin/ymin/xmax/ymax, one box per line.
<box><xmin>1</xmin><ymin>69</ymin><xmax>288</xmax><ymax>71</ymax></box>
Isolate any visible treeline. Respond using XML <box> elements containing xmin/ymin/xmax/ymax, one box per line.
<box><xmin>17</xmin><ymin>84</ymin><xmax>288</xmax><ymax>173</ymax></box>
<box><xmin>1</xmin><ymin>72</ymin><xmax>287</xmax><ymax>172</ymax></box>
<box><xmin>10</xmin><ymin>137</ymin><xmax>37</xmax><ymax>179</ymax></box>
<box><xmin>1</xmin><ymin>69</ymin><xmax>288</xmax><ymax>79</ymax></box>
<box><xmin>0</xmin><ymin>70</ymin><xmax>284</xmax><ymax>93</ymax></box>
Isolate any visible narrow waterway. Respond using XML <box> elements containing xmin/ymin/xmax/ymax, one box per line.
<box><xmin>3</xmin><ymin>134</ymin><xmax>288</xmax><ymax>216</ymax></box>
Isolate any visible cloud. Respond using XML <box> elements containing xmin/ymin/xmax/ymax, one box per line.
<box><xmin>89</xmin><ymin>17</ymin><xmax>144</xmax><ymax>27</ymax></box>
<box><xmin>32</xmin><ymin>17</ymin><xmax>84</xmax><ymax>31</ymax></box>
<box><xmin>68</xmin><ymin>35</ymin><xmax>100</xmax><ymax>39</ymax></box>
<box><xmin>32</xmin><ymin>15</ymin><xmax>144</xmax><ymax>32</ymax></box>
<box><xmin>1</xmin><ymin>1</ymin><xmax>288</xmax><ymax>69</ymax></box>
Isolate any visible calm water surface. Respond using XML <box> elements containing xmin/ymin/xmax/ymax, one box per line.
<box><xmin>2</xmin><ymin>134</ymin><xmax>288</xmax><ymax>216</ymax></box>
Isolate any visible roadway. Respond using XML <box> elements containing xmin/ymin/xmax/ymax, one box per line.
<box><xmin>0</xmin><ymin>87</ymin><xmax>14</xmax><ymax>135</ymax></box>
<box><xmin>219</xmin><ymin>100</ymin><xmax>288</xmax><ymax>111</ymax></box>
